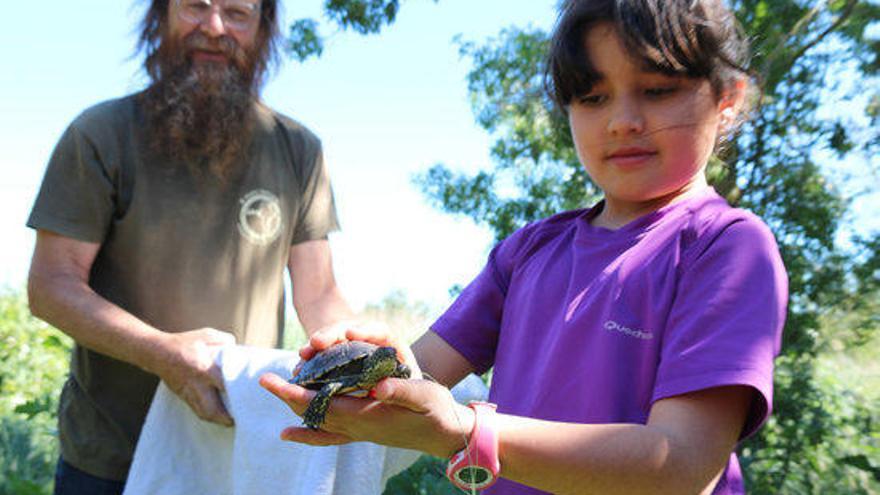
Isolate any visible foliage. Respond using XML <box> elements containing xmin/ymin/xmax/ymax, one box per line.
<box><xmin>741</xmin><ymin>354</ymin><xmax>880</xmax><ymax>494</ymax></box>
<box><xmin>361</xmin><ymin>289</ymin><xmax>437</xmax><ymax>343</ymax></box>
<box><xmin>409</xmin><ymin>1</ymin><xmax>880</xmax><ymax>493</ymax></box>
<box><xmin>286</xmin><ymin>0</ymin><xmax>437</xmax><ymax>61</ymax></box>
<box><xmin>383</xmin><ymin>455</ymin><xmax>461</xmax><ymax>495</ymax></box>
<box><xmin>0</xmin><ymin>289</ymin><xmax>72</xmax><ymax>495</ymax></box>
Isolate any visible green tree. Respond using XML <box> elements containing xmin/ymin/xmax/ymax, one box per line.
<box><xmin>411</xmin><ymin>1</ymin><xmax>880</xmax><ymax>493</ymax></box>
<box><xmin>286</xmin><ymin>1</ymin><xmax>880</xmax><ymax>491</ymax></box>
<box><xmin>287</xmin><ymin>0</ymin><xmax>435</xmax><ymax>61</ymax></box>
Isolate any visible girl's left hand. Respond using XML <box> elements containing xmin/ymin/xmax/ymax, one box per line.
<box><xmin>295</xmin><ymin>325</ymin><xmax>423</xmax><ymax>380</ymax></box>
<box><xmin>258</xmin><ymin>373</ymin><xmax>475</xmax><ymax>458</ymax></box>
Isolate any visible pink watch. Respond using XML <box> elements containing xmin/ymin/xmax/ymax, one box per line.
<box><xmin>446</xmin><ymin>401</ymin><xmax>501</xmax><ymax>491</ymax></box>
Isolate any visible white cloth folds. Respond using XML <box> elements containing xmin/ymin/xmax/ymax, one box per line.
<box><xmin>124</xmin><ymin>345</ymin><xmax>427</xmax><ymax>495</ymax></box>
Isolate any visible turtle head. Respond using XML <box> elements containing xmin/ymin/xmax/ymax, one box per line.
<box><xmin>369</xmin><ymin>346</ymin><xmax>411</xmax><ymax>378</ymax></box>
<box><xmin>373</xmin><ymin>347</ymin><xmax>411</xmax><ymax>378</ymax></box>
<box><xmin>373</xmin><ymin>346</ymin><xmax>398</xmax><ymax>362</ymax></box>
<box><xmin>360</xmin><ymin>346</ymin><xmax>405</xmax><ymax>384</ymax></box>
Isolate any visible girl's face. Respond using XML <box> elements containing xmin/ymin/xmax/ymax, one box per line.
<box><xmin>569</xmin><ymin>22</ymin><xmax>738</xmax><ymax>213</ymax></box>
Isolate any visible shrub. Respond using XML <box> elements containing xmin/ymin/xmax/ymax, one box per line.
<box><xmin>0</xmin><ymin>289</ymin><xmax>71</xmax><ymax>495</ymax></box>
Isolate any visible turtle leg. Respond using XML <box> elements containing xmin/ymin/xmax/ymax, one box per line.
<box><xmin>303</xmin><ymin>381</ymin><xmax>343</xmax><ymax>429</ymax></box>
<box><xmin>392</xmin><ymin>363</ymin><xmax>411</xmax><ymax>379</ymax></box>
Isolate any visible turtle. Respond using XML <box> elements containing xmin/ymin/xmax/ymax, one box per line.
<box><xmin>289</xmin><ymin>340</ymin><xmax>411</xmax><ymax>429</ymax></box>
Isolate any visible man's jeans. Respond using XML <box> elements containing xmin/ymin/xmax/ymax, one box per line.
<box><xmin>54</xmin><ymin>458</ymin><xmax>125</xmax><ymax>495</ymax></box>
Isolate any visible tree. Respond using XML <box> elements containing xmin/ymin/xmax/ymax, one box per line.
<box><xmin>286</xmin><ymin>0</ymin><xmax>435</xmax><ymax>61</ymax></box>
<box><xmin>284</xmin><ymin>0</ymin><xmax>880</xmax><ymax>491</ymax></box>
<box><xmin>412</xmin><ymin>1</ymin><xmax>880</xmax><ymax>492</ymax></box>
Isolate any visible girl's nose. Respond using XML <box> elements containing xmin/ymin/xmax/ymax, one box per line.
<box><xmin>607</xmin><ymin>98</ymin><xmax>645</xmax><ymax>136</ymax></box>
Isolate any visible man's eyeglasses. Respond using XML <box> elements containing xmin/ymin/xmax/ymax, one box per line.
<box><xmin>176</xmin><ymin>0</ymin><xmax>261</xmax><ymax>32</ymax></box>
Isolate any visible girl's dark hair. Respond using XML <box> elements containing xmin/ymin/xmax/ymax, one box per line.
<box><xmin>137</xmin><ymin>0</ymin><xmax>282</xmax><ymax>88</ymax></box>
<box><xmin>546</xmin><ymin>0</ymin><xmax>751</xmax><ymax>110</ymax></box>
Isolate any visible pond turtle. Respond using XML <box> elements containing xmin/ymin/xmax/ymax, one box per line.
<box><xmin>290</xmin><ymin>340</ymin><xmax>411</xmax><ymax>429</ymax></box>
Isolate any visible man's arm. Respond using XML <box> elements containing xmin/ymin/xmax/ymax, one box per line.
<box><xmin>28</xmin><ymin>230</ymin><xmax>235</xmax><ymax>425</ymax></box>
<box><xmin>287</xmin><ymin>239</ymin><xmax>355</xmax><ymax>336</ymax></box>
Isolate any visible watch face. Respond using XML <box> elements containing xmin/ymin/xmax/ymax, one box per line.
<box><xmin>454</xmin><ymin>466</ymin><xmax>494</xmax><ymax>489</ymax></box>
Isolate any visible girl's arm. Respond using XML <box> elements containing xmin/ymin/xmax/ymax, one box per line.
<box><xmin>261</xmin><ymin>340</ymin><xmax>750</xmax><ymax>495</ymax></box>
<box><xmin>492</xmin><ymin>385</ymin><xmax>751</xmax><ymax>495</ymax></box>
<box><xmin>410</xmin><ymin>330</ymin><xmax>750</xmax><ymax>493</ymax></box>
<box><xmin>411</xmin><ymin>330</ymin><xmax>477</xmax><ymax>387</ymax></box>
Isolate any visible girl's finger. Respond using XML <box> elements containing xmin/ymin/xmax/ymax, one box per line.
<box><xmin>345</xmin><ymin>326</ymin><xmax>395</xmax><ymax>347</ymax></box>
<box><xmin>298</xmin><ymin>344</ymin><xmax>318</xmax><ymax>361</ymax></box>
<box><xmin>345</xmin><ymin>327</ymin><xmax>422</xmax><ymax>377</ymax></box>
<box><xmin>259</xmin><ymin>373</ymin><xmax>314</xmax><ymax>415</ymax></box>
<box><xmin>371</xmin><ymin>378</ymin><xmax>433</xmax><ymax>413</ymax></box>
<box><xmin>280</xmin><ymin>426</ymin><xmax>353</xmax><ymax>446</ymax></box>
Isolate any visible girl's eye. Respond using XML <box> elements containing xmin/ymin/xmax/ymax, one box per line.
<box><xmin>577</xmin><ymin>94</ymin><xmax>606</xmax><ymax>106</ymax></box>
<box><xmin>645</xmin><ymin>87</ymin><xmax>678</xmax><ymax>97</ymax></box>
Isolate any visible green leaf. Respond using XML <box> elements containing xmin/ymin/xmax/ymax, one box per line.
<box><xmin>840</xmin><ymin>454</ymin><xmax>880</xmax><ymax>482</ymax></box>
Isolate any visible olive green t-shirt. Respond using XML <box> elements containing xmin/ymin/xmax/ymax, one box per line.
<box><xmin>27</xmin><ymin>94</ymin><xmax>340</xmax><ymax>480</ymax></box>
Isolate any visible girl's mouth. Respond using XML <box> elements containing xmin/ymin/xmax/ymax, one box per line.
<box><xmin>606</xmin><ymin>147</ymin><xmax>657</xmax><ymax>167</ymax></box>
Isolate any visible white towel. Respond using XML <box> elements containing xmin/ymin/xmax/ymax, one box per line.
<box><xmin>124</xmin><ymin>345</ymin><xmax>488</xmax><ymax>495</ymax></box>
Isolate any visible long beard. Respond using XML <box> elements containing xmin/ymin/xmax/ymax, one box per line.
<box><xmin>141</xmin><ymin>32</ymin><xmax>258</xmax><ymax>180</ymax></box>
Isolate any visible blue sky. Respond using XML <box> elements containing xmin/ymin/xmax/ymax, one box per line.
<box><xmin>3</xmin><ymin>1</ymin><xmax>876</xmax><ymax>312</ymax></box>
<box><xmin>0</xmin><ymin>0</ymin><xmax>557</xmax><ymax>310</ymax></box>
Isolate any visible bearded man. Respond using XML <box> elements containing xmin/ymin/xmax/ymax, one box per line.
<box><xmin>26</xmin><ymin>1</ymin><xmax>355</xmax><ymax>493</ymax></box>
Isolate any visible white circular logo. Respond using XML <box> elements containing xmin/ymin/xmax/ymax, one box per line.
<box><xmin>238</xmin><ymin>189</ymin><xmax>283</xmax><ymax>246</ymax></box>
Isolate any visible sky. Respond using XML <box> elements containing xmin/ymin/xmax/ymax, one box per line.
<box><xmin>0</xmin><ymin>0</ymin><xmax>558</xmax><ymax>311</ymax></box>
<box><xmin>2</xmin><ymin>2</ymin><xmax>876</xmax><ymax>314</ymax></box>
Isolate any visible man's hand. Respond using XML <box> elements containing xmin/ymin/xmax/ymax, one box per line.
<box><xmin>153</xmin><ymin>328</ymin><xmax>236</xmax><ymax>426</ymax></box>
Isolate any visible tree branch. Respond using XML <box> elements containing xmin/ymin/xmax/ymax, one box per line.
<box><xmin>759</xmin><ymin>0</ymin><xmax>859</xmax><ymax>82</ymax></box>
<box><xmin>787</xmin><ymin>0</ymin><xmax>858</xmax><ymax>68</ymax></box>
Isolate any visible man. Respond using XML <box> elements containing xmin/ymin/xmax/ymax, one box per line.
<box><xmin>26</xmin><ymin>1</ymin><xmax>354</xmax><ymax>493</ymax></box>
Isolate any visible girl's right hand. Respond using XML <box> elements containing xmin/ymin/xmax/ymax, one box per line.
<box><xmin>259</xmin><ymin>371</ymin><xmax>473</xmax><ymax>458</ymax></box>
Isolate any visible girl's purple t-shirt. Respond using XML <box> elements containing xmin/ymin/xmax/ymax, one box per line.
<box><xmin>432</xmin><ymin>189</ymin><xmax>788</xmax><ymax>495</ymax></box>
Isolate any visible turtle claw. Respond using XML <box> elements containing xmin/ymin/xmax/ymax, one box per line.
<box><xmin>302</xmin><ymin>382</ymin><xmax>342</xmax><ymax>429</ymax></box>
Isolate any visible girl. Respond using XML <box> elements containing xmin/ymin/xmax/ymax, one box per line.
<box><xmin>261</xmin><ymin>1</ymin><xmax>788</xmax><ymax>493</ymax></box>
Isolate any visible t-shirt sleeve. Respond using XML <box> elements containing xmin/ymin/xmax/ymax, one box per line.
<box><xmin>430</xmin><ymin>228</ymin><xmax>529</xmax><ymax>374</ymax></box>
<box><xmin>290</xmin><ymin>136</ymin><xmax>340</xmax><ymax>245</ymax></box>
<box><xmin>653</xmin><ymin>218</ymin><xmax>788</xmax><ymax>440</ymax></box>
<box><xmin>26</xmin><ymin>124</ymin><xmax>116</xmax><ymax>243</ymax></box>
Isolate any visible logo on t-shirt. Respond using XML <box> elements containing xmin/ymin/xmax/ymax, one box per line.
<box><xmin>604</xmin><ymin>320</ymin><xmax>654</xmax><ymax>340</ymax></box>
<box><xmin>238</xmin><ymin>189</ymin><xmax>283</xmax><ymax>246</ymax></box>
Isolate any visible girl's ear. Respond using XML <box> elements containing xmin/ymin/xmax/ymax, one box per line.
<box><xmin>718</xmin><ymin>78</ymin><xmax>747</xmax><ymax>133</ymax></box>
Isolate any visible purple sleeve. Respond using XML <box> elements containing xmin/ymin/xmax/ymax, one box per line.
<box><xmin>653</xmin><ymin>217</ymin><xmax>788</xmax><ymax>440</ymax></box>
<box><xmin>430</xmin><ymin>228</ymin><xmax>528</xmax><ymax>374</ymax></box>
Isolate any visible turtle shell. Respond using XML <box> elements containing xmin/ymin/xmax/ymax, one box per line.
<box><xmin>291</xmin><ymin>341</ymin><xmax>381</xmax><ymax>389</ymax></box>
